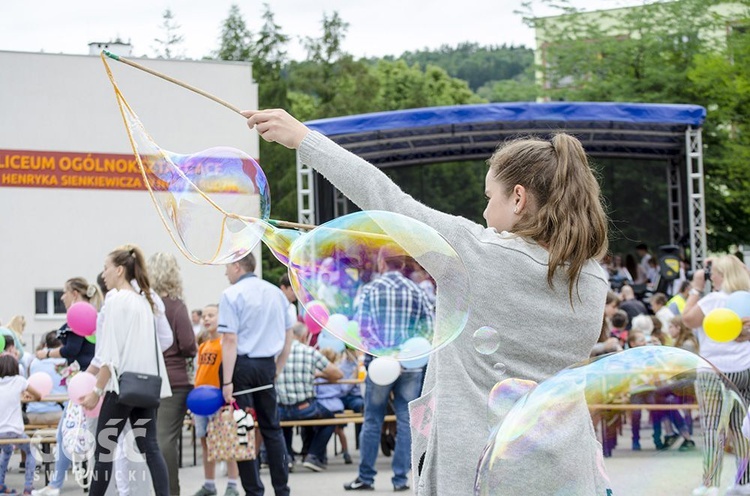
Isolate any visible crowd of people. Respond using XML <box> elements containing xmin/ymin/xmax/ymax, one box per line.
<box><xmin>0</xmin><ymin>242</ymin><xmax>437</xmax><ymax>496</ymax></box>
<box><xmin>3</xmin><ymin>105</ymin><xmax>750</xmax><ymax>496</ymax></box>
<box><xmin>598</xmin><ymin>245</ymin><xmax>750</xmax><ymax>496</ymax></box>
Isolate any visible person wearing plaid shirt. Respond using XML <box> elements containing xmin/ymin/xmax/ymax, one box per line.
<box><xmin>277</xmin><ymin>323</ymin><xmax>342</xmax><ymax>472</ymax></box>
<box><xmin>345</xmin><ymin>247</ymin><xmax>434</xmax><ymax>492</ymax></box>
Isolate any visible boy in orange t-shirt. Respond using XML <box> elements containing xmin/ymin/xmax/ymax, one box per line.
<box><xmin>194</xmin><ymin>304</ymin><xmax>239</xmax><ymax>496</ymax></box>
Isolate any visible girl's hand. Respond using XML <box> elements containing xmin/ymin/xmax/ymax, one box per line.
<box><xmin>241</xmin><ymin>109</ymin><xmax>310</xmax><ymax>150</ymax></box>
<box><xmin>80</xmin><ymin>392</ymin><xmax>99</xmax><ymax>410</ymax></box>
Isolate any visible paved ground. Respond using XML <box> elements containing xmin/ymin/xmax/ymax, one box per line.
<box><xmin>4</xmin><ymin>423</ymin><xmax>740</xmax><ymax>495</ymax></box>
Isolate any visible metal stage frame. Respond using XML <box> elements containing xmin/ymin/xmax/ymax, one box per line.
<box><xmin>297</xmin><ymin>102</ymin><xmax>707</xmax><ymax>270</ymax></box>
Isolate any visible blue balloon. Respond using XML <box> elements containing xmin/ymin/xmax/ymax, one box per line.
<box><xmin>187</xmin><ymin>385</ymin><xmax>225</xmax><ymax>416</ymax></box>
<box><xmin>399</xmin><ymin>337</ymin><xmax>431</xmax><ymax>369</ymax></box>
<box><xmin>317</xmin><ymin>331</ymin><xmax>346</xmax><ymax>353</ymax></box>
<box><xmin>727</xmin><ymin>291</ymin><xmax>750</xmax><ymax>318</ymax></box>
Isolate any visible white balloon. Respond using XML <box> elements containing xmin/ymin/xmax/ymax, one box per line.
<box><xmin>326</xmin><ymin>313</ymin><xmax>350</xmax><ymax>336</ymax></box>
<box><xmin>398</xmin><ymin>337</ymin><xmax>432</xmax><ymax>369</ymax></box>
<box><xmin>368</xmin><ymin>357</ymin><xmax>401</xmax><ymax>386</ymax></box>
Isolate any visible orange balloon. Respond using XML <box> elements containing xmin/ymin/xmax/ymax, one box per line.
<box><xmin>704</xmin><ymin>308</ymin><xmax>743</xmax><ymax>343</ymax></box>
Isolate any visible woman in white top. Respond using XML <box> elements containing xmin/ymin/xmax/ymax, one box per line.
<box><xmin>80</xmin><ymin>245</ymin><xmax>171</xmax><ymax>496</ymax></box>
<box><xmin>683</xmin><ymin>254</ymin><xmax>750</xmax><ymax>496</ymax></box>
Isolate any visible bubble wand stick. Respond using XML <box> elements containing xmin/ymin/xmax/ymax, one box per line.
<box><xmin>102</xmin><ymin>50</ymin><xmax>317</xmax><ymax>235</ymax></box>
<box><xmin>102</xmin><ymin>50</ymin><xmax>245</xmax><ymax>117</ymax></box>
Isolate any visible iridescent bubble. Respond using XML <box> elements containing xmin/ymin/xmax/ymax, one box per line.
<box><xmin>118</xmin><ymin>94</ymin><xmax>270</xmax><ymax>264</ymax></box>
<box><xmin>288</xmin><ymin>210</ymin><xmax>470</xmax><ymax>360</ymax></box>
<box><xmin>475</xmin><ymin>346</ymin><xmax>745</xmax><ymax>495</ymax></box>
<box><xmin>473</xmin><ymin>327</ymin><xmax>500</xmax><ymax>355</ymax></box>
<box><xmin>493</xmin><ymin>363</ymin><xmax>507</xmax><ymax>376</ymax></box>
<box><xmin>106</xmin><ymin>66</ymin><xmax>470</xmax><ymax>362</ymax></box>
<box><xmin>486</xmin><ymin>378</ymin><xmax>536</xmax><ymax>433</ymax></box>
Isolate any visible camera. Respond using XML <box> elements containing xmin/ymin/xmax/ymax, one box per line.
<box><xmin>704</xmin><ymin>261</ymin><xmax>712</xmax><ymax>283</ymax></box>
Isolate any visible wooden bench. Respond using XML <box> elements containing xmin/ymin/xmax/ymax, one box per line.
<box><xmin>588</xmin><ymin>403</ymin><xmax>700</xmax><ymax>411</ymax></box>
<box><xmin>279</xmin><ymin>412</ymin><xmax>395</xmax><ymax>428</ymax></box>
<box><xmin>180</xmin><ymin>411</ymin><xmax>396</xmax><ymax>467</ymax></box>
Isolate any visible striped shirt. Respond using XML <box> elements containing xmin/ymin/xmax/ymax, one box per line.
<box><xmin>355</xmin><ymin>271</ymin><xmax>434</xmax><ymax>356</ymax></box>
<box><xmin>276</xmin><ymin>340</ymin><xmax>330</xmax><ymax>405</ymax></box>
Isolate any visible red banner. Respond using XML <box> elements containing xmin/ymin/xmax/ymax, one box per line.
<box><xmin>0</xmin><ymin>150</ymin><xmax>145</xmax><ymax>190</ymax></box>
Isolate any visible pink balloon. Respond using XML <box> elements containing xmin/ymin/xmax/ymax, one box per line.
<box><xmin>67</xmin><ymin>302</ymin><xmax>97</xmax><ymax>337</ymax></box>
<box><xmin>304</xmin><ymin>302</ymin><xmax>329</xmax><ymax>336</ymax></box>
<box><xmin>28</xmin><ymin>372</ymin><xmax>53</xmax><ymax>398</ymax></box>
<box><xmin>84</xmin><ymin>396</ymin><xmax>104</xmax><ymax>418</ymax></box>
<box><xmin>68</xmin><ymin>372</ymin><xmax>97</xmax><ymax>404</ymax></box>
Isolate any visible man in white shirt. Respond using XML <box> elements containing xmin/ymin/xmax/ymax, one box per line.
<box><xmin>220</xmin><ymin>253</ymin><xmax>293</xmax><ymax>496</ymax></box>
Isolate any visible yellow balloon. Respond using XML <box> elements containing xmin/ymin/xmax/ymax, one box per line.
<box><xmin>704</xmin><ymin>308</ymin><xmax>743</xmax><ymax>343</ymax></box>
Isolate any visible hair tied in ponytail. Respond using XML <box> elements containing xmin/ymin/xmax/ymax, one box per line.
<box><xmin>130</xmin><ymin>249</ymin><xmax>137</xmax><ymax>259</ymax></box>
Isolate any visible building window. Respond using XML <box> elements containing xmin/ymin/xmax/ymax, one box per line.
<box><xmin>35</xmin><ymin>289</ymin><xmax>66</xmax><ymax>317</ymax></box>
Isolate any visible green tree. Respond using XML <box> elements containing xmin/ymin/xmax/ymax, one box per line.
<box><xmin>395</xmin><ymin>42</ymin><xmax>535</xmax><ymax>91</ymax></box>
<box><xmin>689</xmin><ymin>17</ymin><xmax>750</xmax><ymax>251</ymax></box>
<box><xmin>215</xmin><ymin>4</ymin><xmax>294</xmax><ymax>282</ymax></box>
<box><xmin>215</xmin><ymin>4</ymin><xmax>252</xmax><ymax>61</ymax></box>
<box><xmin>526</xmin><ymin>0</ymin><xmax>750</xmax><ymax>252</ymax></box>
<box><xmin>477</xmin><ymin>67</ymin><xmax>538</xmax><ymax>102</ymax></box>
<box><xmin>372</xmin><ymin>59</ymin><xmax>482</xmax><ymax>109</ymax></box>
<box><xmin>153</xmin><ymin>8</ymin><xmax>185</xmax><ymax>59</ymax></box>
<box><xmin>288</xmin><ymin>11</ymin><xmax>382</xmax><ymax>119</ymax></box>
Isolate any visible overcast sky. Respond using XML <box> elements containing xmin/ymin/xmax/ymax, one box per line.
<box><xmin>0</xmin><ymin>0</ymin><xmax>649</xmax><ymax>61</ymax></box>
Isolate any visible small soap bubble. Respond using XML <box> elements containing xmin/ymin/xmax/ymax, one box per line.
<box><xmin>473</xmin><ymin>327</ymin><xmax>500</xmax><ymax>355</ymax></box>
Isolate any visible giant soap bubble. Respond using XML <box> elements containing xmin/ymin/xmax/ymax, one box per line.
<box><xmin>117</xmin><ymin>92</ymin><xmax>270</xmax><ymax>265</ymax></box>
<box><xmin>287</xmin><ymin>210</ymin><xmax>470</xmax><ymax>360</ymax></box>
<box><xmin>476</xmin><ymin>346</ymin><xmax>746</xmax><ymax>495</ymax></box>
<box><xmin>103</xmin><ymin>55</ymin><xmax>471</xmax><ymax>363</ymax></box>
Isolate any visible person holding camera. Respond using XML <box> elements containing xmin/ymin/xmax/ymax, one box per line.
<box><xmin>683</xmin><ymin>255</ymin><xmax>750</xmax><ymax>496</ymax></box>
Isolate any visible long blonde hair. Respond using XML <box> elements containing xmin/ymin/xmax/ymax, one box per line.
<box><xmin>488</xmin><ymin>133</ymin><xmax>608</xmax><ymax>301</ymax></box>
<box><xmin>147</xmin><ymin>252</ymin><xmax>184</xmax><ymax>300</ymax></box>
<box><xmin>5</xmin><ymin>315</ymin><xmax>25</xmax><ymax>335</ymax></box>
<box><xmin>713</xmin><ymin>254</ymin><xmax>750</xmax><ymax>293</ymax></box>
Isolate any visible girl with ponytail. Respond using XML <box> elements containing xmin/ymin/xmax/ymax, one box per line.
<box><xmin>78</xmin><ymin>244</ymin><xmax>171</xmax><ymax>496</ymax></box>
<box><xmin>241</xmin><ymin>109</ymin><xmax>611</xmax><ymax>495</ymax></box>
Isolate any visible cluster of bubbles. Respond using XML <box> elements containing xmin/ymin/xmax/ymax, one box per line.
<box><xmin>475</xmin><ymin>346</ymin><xmax>745</xmax><ymax>495</ymax></box>
<box><xmin>114</xmin><ymin>93</ymin><xmax>471</xmax><ymax>366</ymax></box>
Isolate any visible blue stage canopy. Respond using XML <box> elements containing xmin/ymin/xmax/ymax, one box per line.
<box><xmin>305</xmin><ymin>102</ymin><xmax>706</xmax><ymax>167</ymax></box>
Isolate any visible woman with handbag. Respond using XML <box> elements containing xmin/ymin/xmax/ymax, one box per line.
<box><xmin>80</xmin><ymin>245</ymin><xmax>172</xmax><ymax>496</ymax></box>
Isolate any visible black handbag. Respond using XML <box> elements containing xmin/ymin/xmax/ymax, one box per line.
<box><xmin>117</xmin><ymin>324</ymin><xmax>162</xmax><ymax>409</ymax></box>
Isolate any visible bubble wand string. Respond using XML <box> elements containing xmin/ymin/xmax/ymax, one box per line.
<box><xmin>101</xmin><ymin>51</ymin><xmax>314</xmax><ymax>233</ymax></box>
<box><xmin>101</xmin><ymin>52</ymin><xmax>391</xmax><ymax>266</ymax></box>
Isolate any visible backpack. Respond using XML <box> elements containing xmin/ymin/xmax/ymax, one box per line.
<box><xmin>60</xmin><ymin>403</ymin><xmax>94</xmax><ymax>488</ymax></box>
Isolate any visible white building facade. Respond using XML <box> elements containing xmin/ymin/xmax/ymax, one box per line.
<box><xmin>0</xmin><ymin>49</ymin><xmax>260</xmax><ymax>343</ymax></box>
